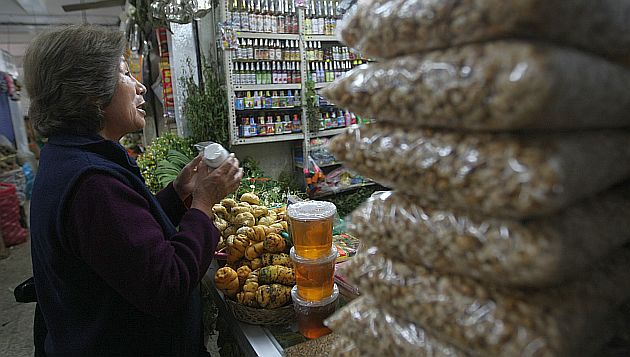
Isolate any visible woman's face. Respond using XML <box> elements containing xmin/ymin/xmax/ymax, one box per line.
<box><xmin>101</xmin><ymin>57</ymin><xmax>147</xmax><ymax>140</ymax></box>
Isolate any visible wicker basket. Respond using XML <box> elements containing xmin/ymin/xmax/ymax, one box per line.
<box><xmin>225</xmin><ymin>298</ymin><xmax>295</xmax><ymax>325</ymax></box>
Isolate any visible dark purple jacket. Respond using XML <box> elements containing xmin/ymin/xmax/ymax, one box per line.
<box><xmin>30</xmin><ymin>134</ymin><xmax>219</xmax><ymax>356</ymax></box>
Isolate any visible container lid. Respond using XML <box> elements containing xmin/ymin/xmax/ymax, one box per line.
<box><xmin>290</xmin><ymin>246</ymin><xmax>338</xmax><ymax>265</ymax></box>
<box><xmin>291</xmin><ymin>284</ymin><xmax>339</xmax><ymax>307</ymax></box>
<box><xmin>203</xmin><ymin>143</ymin><xmax>229</xmax><ymax>168</ymax></box>
<box><xmin>287</xmin><ymin>200</ymin><xmax>337</xmax><ymax>221</ymax></box>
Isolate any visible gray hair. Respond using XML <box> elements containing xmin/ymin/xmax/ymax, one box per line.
<box><xmin>23</xmin><ymin>25</ymin><xmax>126</xmax><ymax>137</ymax></box>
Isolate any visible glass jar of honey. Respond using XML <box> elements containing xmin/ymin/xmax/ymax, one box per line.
<box><xmin>291</xmin><ymin>246</ymin><xmax>337</xmax><ymax>301</ymax></box>
<box><xmin>291</xmin><ymin>284</ymin><xmax>339</xmax><ymax>339</ymax></box>
<box><xmin>287</xmin><ymin>201</ymin><xmax>336</xmax><ymax>259</ymax></box>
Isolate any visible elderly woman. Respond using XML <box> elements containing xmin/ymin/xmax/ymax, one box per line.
<box><xmin>24</xmin><ymin>25</ymin><xmax>242</xmax><ymax>356</ymax></box>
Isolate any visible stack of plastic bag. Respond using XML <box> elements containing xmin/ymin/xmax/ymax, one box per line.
<box><xmin>321</xmin><ymin>0</ymin><xmax>630</xmax><ymax>355</ymax></box>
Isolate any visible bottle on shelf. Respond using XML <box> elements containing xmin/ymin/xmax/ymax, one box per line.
<box><xmin>253</xmin><ymin>90</ymin><xmax>262</xmax><ymax>109</ymax></box>
<box><xmin>266</xmin><ymin>115</ymin><xmax>276</xmax><ymax>134</ymax></box>
<box><xmin>296</xmin><ymin>63</ymin><xmax>302</xmax><ymax>84</ymax></box>
<box><xmin>293</xmin><ymin>114</ymin><xmax>301</xmax><ymax>132</ymax></box>
<box><xmin>294</xmin><ymin>89</ymin><xmax>301</xmax><ymax>106</ymax></box>
<box><xmin>265</xmin><ymin>90</ymin><xmax>273</xmax><ymax>108</ymax></box>
<box><xmin>257</xmin><ymin>116</ymin><xmax>266</xmax><ymax>135</ymax></box>
<box><xmin>244</xmin><ymin>91</ymin><xmax>254</xmax><ymax>108</ymax></box>
<box><xmin>284</xmin><ymin>114</ymin><xmax>292</xmax><ymax>133</ymax></box>
<box><xmin>271</xmin><ymin>91</ymin><xmax>279</xmax><ymax>108</ymax></box>
<box><xmin>271</xmin><ymin>62</ymin><xmax>278</xmax><ymax>84</ymax></box>
<box><xmin>275</xmin><ymin>115</ymin><xmax>284</xmax><ymax>134</ymax></box>
<box><xmin>287</xmin><ymin>89</ymin><xmax>294</xmax><ymax>107</ymax></box>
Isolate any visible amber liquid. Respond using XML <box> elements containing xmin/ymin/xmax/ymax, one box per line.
<box><xmin>295</xmin><ymin>260</ymin><xmax>335</xmax><ymax>301</ymax></box>
<box><xmin>296</xmin><ymin>304</ymin><xmax>336</xmax><ymax>339</ymax></box>
<box><xmin>290</xmin><ymin>217</ymin><xmax>333</xmax><ymax>259</ymax></box>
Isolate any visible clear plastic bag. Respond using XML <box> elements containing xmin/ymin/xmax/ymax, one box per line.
<box><xmin>326</xmin><ymin>295</ymin><xmax>467</xmax><ymax>357</ymax></box>
<box><xmin>329</xmin><ymin>124</ymin><xmax>630</xmax><ymax>218</ymax></box>
<box><xmin>348</xmin><ymin>186</ymin><xmax>630</xmax><ymax>287</ymax></box>
<box><xmin>337</xmin><ymin>0</ymin><xmax>630</xmax><ymax>61</ymax></box>
<box><xmin>329</xmin><ymin>334</ymin><xmax>362</xmax><ymax>357</ymax></box>
<box><xmin>343</xmin><ymin>246</ymin><xmax>630</xmax><ymax>357</ymax></box>
<box><xmin>322</xmin><ymin>42</ymin><xmax>630</xmax><ymax>131</ymax></box>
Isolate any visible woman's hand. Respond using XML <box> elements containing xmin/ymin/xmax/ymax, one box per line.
<box><xmin>173</xmin><ymin>154</ymin><xmax>204</xmax><ymax>202</ymax></box>
<box><xmin>191</xmin><ymin>154</ymin><xmax>243</xmax><ymax>218</ymax></box>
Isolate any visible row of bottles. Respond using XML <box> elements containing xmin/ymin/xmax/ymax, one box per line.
<box><xmin>234</xmin><ymin>38</ymin><xmax>300</xmax><ymax>61</ymax></box>
<box><xmin>235</xmin><ymin>90</ymin><xmax>302</xmax><ymax>110</ymax></box>
<box><xmin>233</xmin><ymin>62</ymin><xmax>302</xmax><ymax>85</ymax></box>
<box><xmin>318</xmin><ymin>109</ymin><xmax>359</xmax><ymax>130</ymax></box>
<box><xmin>307</xmin><ymin>61</ymin><xmax>366</xmax><ymax>83</ymax></box>
<box><xmin>239</xmin><ymin>113</ymin><xmax>302</xmax><ymax>137</ymax></box>
<box><xmin>305</xmin><ymin>43</ymin><xmax>366</xmax><ymax>62</ymax></box>
<box><xmin>227</xmin><ymin>0</ymin><xmax>298</xmax><ymax>33</ymax></box>
<box><xmin>304</xmin><ymin>0</ymin><xmax>341</xmax><ymax>35</ymax></box>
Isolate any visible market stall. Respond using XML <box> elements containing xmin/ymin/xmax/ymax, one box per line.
<box><xmin>121</xmin><ymin>0</ymin><xmax>630</xmax><ymax>354</ymax></box>
<box><xmin>204</xmin><ymin>189</ymin><xmax>361</xmax><ymax>355</ymax></box>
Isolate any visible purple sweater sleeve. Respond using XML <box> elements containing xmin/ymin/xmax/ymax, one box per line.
<box><xmin>155</xmin><ymin>182</ymin><xmax>187</xmax><ymax>226</ymax></box>
<box><xmin>65</xmin><ymin>173</ymin><xmax>219</xmax><ymax>317</ymax></box>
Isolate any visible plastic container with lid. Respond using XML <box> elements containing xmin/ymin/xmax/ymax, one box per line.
<box><xmin>291</xmin><ymin>284</ymin><xmax>339</xmax><ymax>339</ymax></box>
<box><xmin>195</xmin><ymin>141</ymin><xmax>230</xmax><ymax>169</ymax></box>
<box><xmin>287</xmin><ymin>201</ymin><xmax>336</xmax><ymax>259</ymax></box>
<box><xmin>291</xmin><ymin>246</ymin><xmax>338</xmax><ymax>301</ymax></box>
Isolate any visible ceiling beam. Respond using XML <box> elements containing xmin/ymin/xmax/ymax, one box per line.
<box><xmin>62</xmin><ymin>0</ymin><xmax>126</xmax><ymax>12</ymax></box>
<box><xmin>0</xmin><ymin>14</ymin><xmax>120</xmax><ymax>26</ymax></box>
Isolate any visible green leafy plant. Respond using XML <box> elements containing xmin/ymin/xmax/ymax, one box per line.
<box><xmin>305</xmin><ymin>80</ymin><xmax>320</xmax><ymax>134</ymax></box>
<box><xmin>182</xmin><ymin>59</ymin><xmax>229</xmax><ymax>148</ymax></box>
<box><xmin>322</xmin><ymin>186</ymin><xmax>380</xmax><ymax>218</ymax></box>
<box><xmin>229</xmin><ymin>157</ymin><xmax>306</xmax><ymax>207</ymax></box>
<box><xmin>136</xmin><ymin>133</ymin><xmax>195</xmax><ymax>193</ymax></box>
<box><xmin>156</xmin><ymin>149</ymin><xmax>195</xmax><ymax>188</ymax></box>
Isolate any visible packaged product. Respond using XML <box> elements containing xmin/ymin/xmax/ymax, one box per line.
<box><xmin>329</xmin><ymin>124</ymin><xmax>630</xmax><ymax>218</ymax></box>
<box><xmin>349</xmin><ymin>187</ymin><xmax>630</xmax><ymax>287</ymax></box>
<box><xmin>322</xmin><ymin>42</ymin><xmax>630</xmax><ymax>131</ymax></box>
<box><xmin>337</xmin><ymin>0</ymin><xmax>630</xmax><ymax>61</ymax></box>
<box><xmin>326</xmin><ymin>295</ymin><xmax>467</xmax><ymax>357</ymax></box>
<box><xmin>344</xmin><ymin>246</ymin><xmax>630</xmax><ymax>357</ymax></box>
<box><xmin>329</xmin><ymin>334</ymin><xmax>361</xmax><ymax>357</ymax></box>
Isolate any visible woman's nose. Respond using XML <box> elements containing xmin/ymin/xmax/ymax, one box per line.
<box><xmin>136</xmin><ymin>78</ymin><xmax>147</xmax><ymax>95</ymax></box>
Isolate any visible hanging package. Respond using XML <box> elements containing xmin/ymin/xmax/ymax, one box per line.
<box><xmin>348</xmin><ymin>187</ymin><xmax>630</xmax><ymax>287</ymax></box>
<box><xmin>337</xmin><ymin>0</ymin><xmax>630</xmax><ymax>61</ymax></box>
<box><xmin>344</xmin><ymin>246</ymin><xmax>630</xmax><ymax>357</ymax></box>
<box><xmin>329</xmin><ymin>124</ymin><xmax>630</xmax><ymax>218</ymax></box>
<box><xmin>322</xmin><ymin>42</ymin><xmax>630</xmax><ymax>131</ymax></box>
<box><xmin>325</xmin><ymin>295</ymin><xmax>467</xmax><ymax>357</ymax></box>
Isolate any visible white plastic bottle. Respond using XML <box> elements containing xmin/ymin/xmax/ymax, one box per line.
<box><xmin>203</xmin><ymin>143</ymin><xmax>230</xmax><ymax>169</ymax></box>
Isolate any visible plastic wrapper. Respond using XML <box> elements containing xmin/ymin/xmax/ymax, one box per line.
<box><xmin>326</xmin><ymin>295</ymin><xmax>467</xmax><ymax>357</ymax></box>
<box><xmin>322</xmin><ymin>42</ymin><xmax>630</xmax><ymax>131</ymax></box>
<box><xmin>343</xmin><ymin>246</ymin><xmax>630</xmax><ymax>357</ymax></box>
<box><xmin>349</xmin><ymin>186</ymin><xmax>630</xmax><ymax>287</ymax></box>
<box><xmin>337</xmin><ymin>0</ymin><xmax>630</xmax><ymax>61</ymax></box>
<box><xmin>329</xmin><ymin>334</ymin><xmax>362</xmax><ymax>357</ymax></box>
<box><xmin>329</xmin><ymin>124</ymin><xmax>630</xmax><ymax>218</ymax></box>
